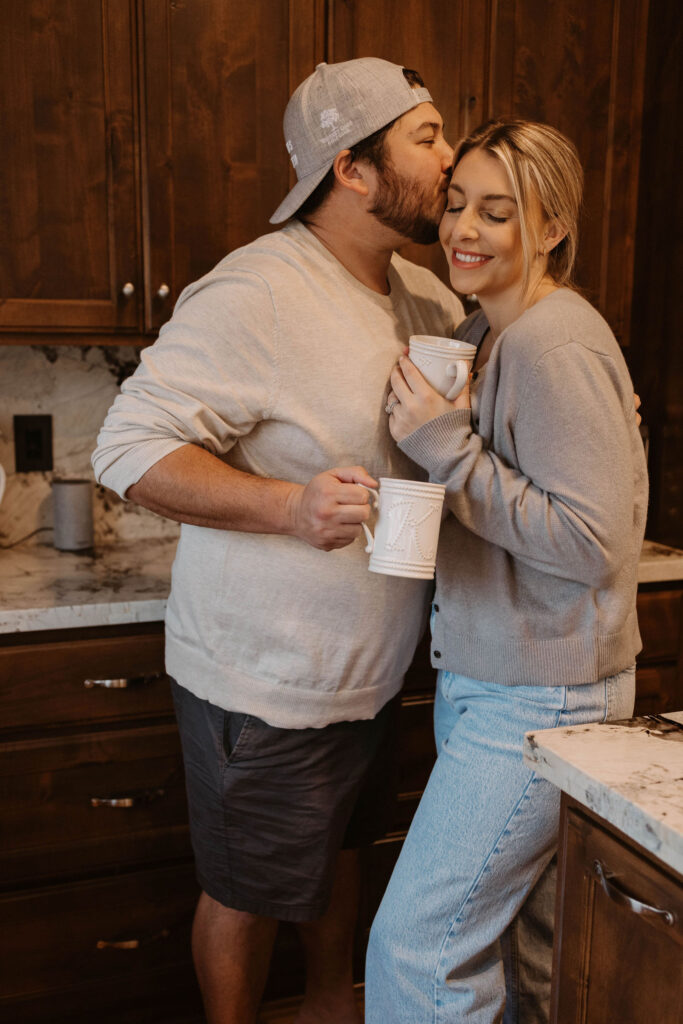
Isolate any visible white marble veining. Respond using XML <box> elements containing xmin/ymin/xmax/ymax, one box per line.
<box><xmin>0</xmin><ymin>537</ymin><xmax>177</xmax><ymax>633</ymax></box>
<box><xmin>524</xmin><ymin>718</ymin><xmax>683</xmax><ymax>877</ymax></box>
<box><xmin>0</xmin><ymin>345</ymin><xmax>178</xmax><ymax>548</ymax></box>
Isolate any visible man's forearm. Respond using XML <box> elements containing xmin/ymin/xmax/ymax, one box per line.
<box><xmin>125</xmin><ymin>443</ymin><xmax>377</xmax><ymax>551</ymax></box>
<box><xmin>126</xmin><ymin>444</ymin><xmax>300</xmax><ymax>535</ymax></box>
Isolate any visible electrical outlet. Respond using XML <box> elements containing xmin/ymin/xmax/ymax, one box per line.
<box><xmin>14</xmin><ymin>415</ymin><xmax>53</xmax><ymax>472</ymax></box>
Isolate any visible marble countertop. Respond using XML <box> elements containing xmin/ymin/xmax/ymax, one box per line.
<box><xmin>637</xmin><ymin>539</ymin><xmax>683</xmax><ymax>583</ymax></box>
<box><xmin>0</xmin><ymin>536</ymin><xmax>681</xmax><ymax>636</ymax></box>
<box><xmin>524</xmin><ymin>715</ymin><xmax>683</xmax><ymax>877</ymax></box>
<box><xmin>0</xmin><ymin>537</ymin><xmax>177</xmax><ymax>633</ymax></box>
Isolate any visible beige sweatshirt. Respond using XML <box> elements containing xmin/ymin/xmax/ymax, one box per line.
<box><xmin>92</xmin><ymin>221</ymin><xmax>463</xmax><ymax>726</ymax></box>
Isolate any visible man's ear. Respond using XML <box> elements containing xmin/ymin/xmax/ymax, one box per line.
<box><xmin>332</xmin><ymin>150</ymin><xmax>371</xmax><ymax>197</ymax></box>
<box><xmin>542</xmin><ymin>219</ymin><xmax>567</xmax><ymax>254</ymax></box>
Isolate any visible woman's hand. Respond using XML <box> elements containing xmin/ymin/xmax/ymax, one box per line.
<box><xmin>387</xmin><ymin>355</ymin><xmax>471</xmax><ymax>443</ymax></box>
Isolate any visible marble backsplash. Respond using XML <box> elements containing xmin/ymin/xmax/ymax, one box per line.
<box><xmin>0</xmin><ymin>345</ymin><xmax>180</xmax><ymax>549</ymax></box>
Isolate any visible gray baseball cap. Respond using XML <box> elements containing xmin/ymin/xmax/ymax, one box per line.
<box><xmin>270</xmin><ymin>58</ymin><xmax>433</xmax><ymax>224</ymax></box>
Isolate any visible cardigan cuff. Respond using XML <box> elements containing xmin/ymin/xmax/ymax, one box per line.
<box><xmin>398</xmin><ymin>408</ymin><xmax>472</xmax><ymax>474</ymax></box>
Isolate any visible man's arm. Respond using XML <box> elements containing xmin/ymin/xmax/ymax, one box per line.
<box><xmin>126</xmin><ymin>443</ymin><xmax>377</xmax><ymax>552</ymax></box>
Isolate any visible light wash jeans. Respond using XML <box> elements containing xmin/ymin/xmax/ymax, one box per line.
<box><xmin>365</xmin><ymin>666</ymin><xmax>636</xmax><ymax>1024</ymax></box>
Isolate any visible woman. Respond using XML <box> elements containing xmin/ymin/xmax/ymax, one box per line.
<box><xmin>364</xmin><ymin>120</ymin><xmax>648</xmax><ymax>1023</ymax></box>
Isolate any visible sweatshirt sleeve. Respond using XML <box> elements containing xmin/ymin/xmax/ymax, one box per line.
<box><xmin>400</xmin><ymin>337</ymin><xmax>639</xmax><ymax>589</ymax></box>
<box><xmin>91</xmin><ymin>270</ymin><xmax>278</xmax><ymax>499</ymax></box>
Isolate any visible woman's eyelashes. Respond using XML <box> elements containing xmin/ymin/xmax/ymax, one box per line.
<box><xmin>445</xmin><ymin>206</ymin><xmax>510</xmax><ymax>224</ymax></box>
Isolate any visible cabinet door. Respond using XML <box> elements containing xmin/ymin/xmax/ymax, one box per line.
<box><xmin>485</xmin><ymin>0</ymin><xmax>649</xmax><ymax>347</ymax></box>
<box><xmin>553</xmin><ymin>800</ymin><xmax>683</xmax><ymax>1023</ymax></box>
<box><xmin>138</xmin><ymin>0</ymin><xmax>325</xmax><ymax>330</ymax></box>
<box><xmin>0</xmin><ymin>0</ymin><xmax>141</xmax><ymax>333</ymax></box>
<box><xmin>635</xmin><ymin>585</ymin><xmax>683</xmax><ymax>713</ymax></box>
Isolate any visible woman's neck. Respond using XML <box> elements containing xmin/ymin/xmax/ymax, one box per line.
<box><xmin>480</xmin><ymin>275</ymin><xmax>559</xmax><ymax>342</ymax></box>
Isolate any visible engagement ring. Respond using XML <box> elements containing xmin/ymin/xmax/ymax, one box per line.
<box><xmin>385</xmin><ymin>399</ymin><xmax>399</xmax><ymax>415</ymax></box>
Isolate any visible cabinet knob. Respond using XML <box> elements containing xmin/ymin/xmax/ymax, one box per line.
<box><xmin>157</xmin><ymin>283</ymin><xmax>170</xmax><ymax>299</ymax></box>
<box><xmin>121</xmin><ymin>282</ymin><xmax>135</xmax><ymax>297</ymax></box>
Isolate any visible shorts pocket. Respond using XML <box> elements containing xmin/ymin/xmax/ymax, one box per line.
<box><xmin>222</xmin><ymin>711</ymin><xmax>255</xmax><ymax>765</ymax></box>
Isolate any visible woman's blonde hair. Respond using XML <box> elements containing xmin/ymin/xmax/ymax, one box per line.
<box><xmin>453</xmin><ymin>120</ymin><xmax>583</xmax><ymax>292</ymax></box>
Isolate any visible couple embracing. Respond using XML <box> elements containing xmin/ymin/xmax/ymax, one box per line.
<box><xmin>93</xmin><ymin>57</ymin><xmax>646</xmax><ymax>1024</ymax></box>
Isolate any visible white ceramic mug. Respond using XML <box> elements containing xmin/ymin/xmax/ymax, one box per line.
<box><xmin>361</xmin><ymin>478</ymin><xmax>446</xmax><ymax>579</ymax></box>
<box><xmin>408</xmin><ymin>335</ymin><xmax>477</xmax><ymax>400</ymax></box>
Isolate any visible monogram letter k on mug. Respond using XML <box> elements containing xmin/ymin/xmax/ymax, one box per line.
<box><xmin>361</xmin><ymin>478</ymin><xmax>446</xmax><ymax>579</ymax></box>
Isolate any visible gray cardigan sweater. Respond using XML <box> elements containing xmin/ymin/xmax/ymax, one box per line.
<box><xmin>400</xmin><ymin>288</ymin><xmax>648</xmax><ymax>686</ymax></box>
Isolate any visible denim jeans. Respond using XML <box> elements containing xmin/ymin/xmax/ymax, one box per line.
<box><xmin>365</xmin><ymin>666</ymin><xmax>635</xmax><ymax>1024</ymax></box>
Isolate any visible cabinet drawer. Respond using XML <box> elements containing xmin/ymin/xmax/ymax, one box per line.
<box><xmin>636</xmin><ymin>589</ymin><xmax>682</xmax><ymax>662</ymax></box>
<box><xmin>0</xmin><ymin>863</ymin><xmax>200</xmax><ymax>1020</ymax></box>
<box><xmin>0</xmin><ymin>630</ymin><xmax>172</xmax><ymax>730</ymax></box>
<box><xmin>0</xmin><ymin>722</ymin><xmax>190</xmax><ymax>884</ymax></box>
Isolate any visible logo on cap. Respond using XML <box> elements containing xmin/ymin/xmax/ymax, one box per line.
<box><xmin>320</xmin><ymin>108</ymin><xmax>340</xmax><ymax>130</ymax></box>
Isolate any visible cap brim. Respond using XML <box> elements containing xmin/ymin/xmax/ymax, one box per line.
<box><xmin>269</xmin><ymin>162</ymin><xmax>333</xmax><ymax>224</ymax></box>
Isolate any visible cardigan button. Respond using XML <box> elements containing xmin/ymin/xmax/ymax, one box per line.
<box><xmin>434</xmin><ymin>650</ymin><xmax>442</xmax><ymax>658</ymax></box>
<box><xmin>433</xmin><ymin>604</ymin><xmax>439</xmax><ymax>613</ymax></box>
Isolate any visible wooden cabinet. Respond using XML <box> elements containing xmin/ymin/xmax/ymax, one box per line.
<box><xmin>0</xmin><ymin>0</ymin><xmax>323</xmax><ymax>343</ymax></box>
<box><xmin>0</xmin><ymin>2</ymin><xmax>140</xmax><ymax>335</ymax></box>
<box><xmin>0</xmin><ymin>622</ymin><xmax>203</xmax><ymax>1024</ymax></box>
<box><xmin>634</xmin><ymin>583</ymin><xmax>683</xmax><ymax>714</ymax></box>
<box><xmin>1</xmin><ymin>0</ymin><xmax>649</xmax><ymax>348</ymax></box>
<box><xmin>0</xmin><ymin>617</ymin><xmax>436</xmax><ymax>1019</ymax></box>
<box><xmin>0</xmin><ymin>574</ymin><xmax>680</xmax><ymax>1019</ymax></box>
<box><xmin>552</xmin><ymin>795</ymin><xmax>683</xmax><ymax>1023</ymax></box>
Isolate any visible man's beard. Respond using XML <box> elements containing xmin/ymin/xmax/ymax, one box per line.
<box><xmin>369</xmin><ymin>161</ymin><xmax>446</xmax><ymax>245</ymax></box>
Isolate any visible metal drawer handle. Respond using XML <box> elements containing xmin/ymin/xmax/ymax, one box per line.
<box><xmin>96</xmin><ymin>938</ymin><xmax>140</xmax><ymax>950</ymax></box>
<box><xmin>84</xmin><ymin>678</ymin><xmax>129</xmax><ymax>689</ymax></box>
<box><xmin>90</xmin><ymin>789</ymin><xmax>165</xmax><ymax>809</ymax></box>
<box><xmin>83</xmin><ymin>673</ymin><xmax>163</xmax><ymax>689</ymax></box>
<box><xmin>97</xmin><ymin>928</ymin><xmax>170</xmax><ymax>951</ymax></box>
<box><xmin>593</xmin><ymin>859</ymin><xmax>676</xmax><ymax>926</ymax></box>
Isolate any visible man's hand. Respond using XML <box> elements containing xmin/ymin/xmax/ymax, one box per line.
<box><xmin>286</xmin><ymin>466</ymin><xmax>378</xmax><ymax>551</ymax></box>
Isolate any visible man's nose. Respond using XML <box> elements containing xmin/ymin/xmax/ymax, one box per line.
<box><xmin>439</xmin><ymin>138</ymin><xmax>455</xmax><ymax>171</ymax></box>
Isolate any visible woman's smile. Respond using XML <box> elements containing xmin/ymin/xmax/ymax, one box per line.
<box><xmin>451</xmin><ymin>248</ymin><xmax>492</xmax><ymax>268</ymax></box>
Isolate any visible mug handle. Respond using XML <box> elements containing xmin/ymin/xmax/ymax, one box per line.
<box><xmin>358</xmin><ymin>485</ymin><xmax>379</xmax><ymax>553</ymax></box>
<box><xmin>445</xmin><ymin>359</ymin><xmax>470</xmax><ymax>401</ymax></box>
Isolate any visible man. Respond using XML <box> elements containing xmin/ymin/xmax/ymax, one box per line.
<box><xmin>93</xmin><ymin>58</ymin><xmax>462</xmax><ymax>1024</ymax></box>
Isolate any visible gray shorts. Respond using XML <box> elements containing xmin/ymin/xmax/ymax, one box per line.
<box><xmin>171</xmin><ymin>680</ymin><xmax>399</xmax><ymax>922</ymax></box>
